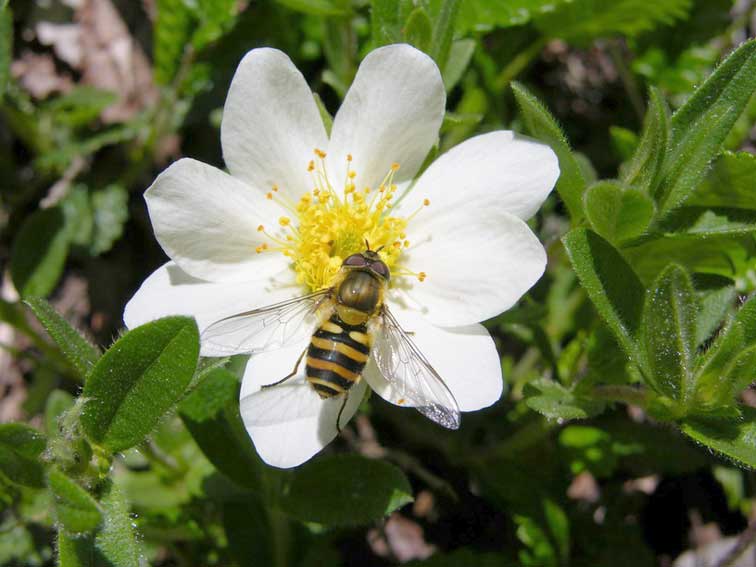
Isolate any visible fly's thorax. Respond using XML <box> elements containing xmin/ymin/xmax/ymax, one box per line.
<box><xmin>335</xmin><ymin>269</ymin><xmax>384</xmax><ymax>319</ymax></box>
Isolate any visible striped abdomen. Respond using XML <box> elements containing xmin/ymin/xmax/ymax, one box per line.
<box><xmin>306</xmin><ymin>313</ymin><xmax>371</xmax><ymax>398</ymax></box>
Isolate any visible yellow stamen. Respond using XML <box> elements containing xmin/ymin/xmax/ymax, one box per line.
<box><xmin>257</xmin><ymin>157</ymin><xmax>426</xmax><ymax>291</ymax></box>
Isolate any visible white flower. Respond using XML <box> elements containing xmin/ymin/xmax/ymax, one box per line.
<box><xmin>124</xmin><ymin>44</ymin><xmax>559</xmax><ymax>468</ymax></box>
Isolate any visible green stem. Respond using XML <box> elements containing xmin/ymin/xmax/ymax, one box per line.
<box><xmin>268</xmin><ymin>507</ymin><xmax>291</xmax><ymax>567</ymax></box>
<box><xmin>591</xmin><ymin>384</ymin><xmax>649</xmax><ymax>407</ymax></box>
<box><xmin>138</xmin><ymin>440</ymin><xmax>183</xmax><ymax>475</ymax></box>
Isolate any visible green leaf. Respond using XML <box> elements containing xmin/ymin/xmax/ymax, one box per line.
<box><xmin>45</xmin><ymin>390</ymin><xmax>75</xmax><ymax>437</ymax></box>
<box><xmin>371</xmin><ymin>0</ymin><xmax>403</xmax><ymax>46</ymax></box>
<box><xmin>559</xmin><ymin>426</ymin><xmax>618</xmax><ymax>477</ymax></box>
<box><xmin>512</xmin><ymin>82</ymin><xmax>586</xmax><ymax>221</ymax></box>
<box><xmin>562</xmin><ymin>229</ymin><xmax>645</xmax><ymax>362</ymax></box>
<box><xmin>0</xmin><ymin>1</ymin><xmax>11</xmax><ymax>99</ymax></box>
<box><xmin>442</xmin><ymin>39</ymin><xmax>475</xmax><ymax>92</ymax></box>
<box><xmin>276</xmin><ymin>0</ymin><xmax>348</xmax><ymax>15</ymax></box>
<box><xmin>686</xmin><ymin>152</ymin><xmax>756</xmax><ymax>211</ymax></box>
<box><xmin>179</xmin><ymin>368</ymin><xmax>263</xmax><ymax>488</ymax></box>
<box><xmin>695</xmin><ymin>278</ymin><xmax>736</xmax><ymax>346</ymax></box>
<box><xmin>57</xmin><ymin>531</ymin><xmax>92</xmax><ymax>567</ymax></box>
<box><xmin>526</xmin><ymin>379</ymin><xmax>605</xmax><ymax>420</ymax></box>
<box><xmin>642</xmin><ymin>264</ymin><xmax>698</xmax><ymax>402</ymax></box>
<box><xmin>0</xmin><ymin>423</ymin><xmax>46</xmax><ymax>488</ymax></box>
<box><xmin>534</xmin><ymin>0</ymin><xmax>691</xmax><ymax>41</ymax></box>
<box><xmin>658</xmin><ymin>39</ymin><xmax>756</xmax><ymax>215</ymax></box>
<box><xmin>623</xmin><ymin>230</ymin><xmax>756</xmax><ymax>284</ymax></box>
<box><xmin>583</xmin><ymin>182</ymin><xmax>655</xmax><ymax>244</ymax></box>
<box><xmin>682</xmin><ymin>406</ymin><xmax>756</xmax><ymax>469</ymax></box>
<box><xmin>621</xmin><ymin>87</ymin><xmax>669</xmax><ymax>194</ymax></box>
<box><xmin>191</xmin><ymin>0</ymin><xmax>240</xmax><ymax>50</ymax></box>
<box><xmin>282</xmin><ymin>455</ymin><xmax>413</xmax><ymax>526</ymax></box>
<box><xmin>25</xmin><ymin>298</ymin><xmax>100</xmax><ymax>377</ymax></box>
<box><xmin>89</xmin><ymin>184</ymin><xmax>128</xmax><ymax>255</ymax></box>
<box><xmin>48</xmin><ymin>467</ymin><xmax>102</xmax><ymax>534</ymax></box>
<box><xmin>43</xmin><ymin>87</ymin><xmax>117</xmax><ymax>128</ymax></box>
<box><xmin>10</xmin><ymin>207</ymin><xmax>70</xmax><ymax>298</ymax></box>
<box><xmin>223</xmin><ymin>497</ymin><xmax>279</xmax><ymax>567</ymax></box>
<box><xmin>154</xmin><ymin>0</ymin><xmax>194</xmax><ymax>85</ymax></box>
<box><xmin>81</xmin><ymin>316</ymin><xmax>200</xmax><ymax>453</ymax></box>
<box><xmin>456</xmin><ymin>0</ymin><xmax>566</xmax><ymax>32</ymax></box>
<box><xmin>428</xmin><ymin>0</ymin><xmax>459</xmax><ymax>71</ymax></box>
<box><xmin>692</xmin><ymin>294</ymin><xmax>756</xmax><ymax>409</ymax></box>
<box><xmin>610</xmin><ymin>126</ymin><xmax>639</xmax><ymax>161</ymax></box>
<box><xmin>403</xmin><ymin>7</ymin><xmax>433</xmax><ymax>53</ymax></box>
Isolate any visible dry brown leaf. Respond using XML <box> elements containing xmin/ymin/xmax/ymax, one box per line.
<box><xmin>36</xmin><ymin>22</ymin><xmax>83</xmax><ymax>68</ymax></box>
<box><xmin>75</xmin><ymin>0</ymin><xmax>158</xmax><ymax>123</ymax></box>
<box><xmin>12</xmin><ymin>51</ymin><xmax>73</xmax><ymax>99</ymax></box>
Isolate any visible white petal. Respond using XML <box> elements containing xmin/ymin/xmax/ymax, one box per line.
<box><xmin>221</xmin><ymin>48</ymin><xmax>328</xmax><ymax>201</ymax></box>
<box><xmin>239</xmin><ymin>340</ymin><xmax>366</xmax><ymax>468</ymax></box>
<box><xmin>327</xmin><ymin>44</ymin><xmax>445</xmax><ymax>193</ymax></box>
<box><xmin>145</xmin><ymin>158</ymin><xmax>289</xmax><ymax>283</ymax></box>
<box><xmin>122</xmin><ymin>262</ymin><xmax>296</xmax><ymax>356</ymax></box>
<box><xmin>364</xmin><ymin>308</ymin><xmax>502</xmax><ymax>413</ymax></box>
<box><xmin>394</xmin><ymin>209</ymin><xmax>547</xmax><ymax>327</ymax></box>
<box><xmin>399</xmin><ymin>131</ymin><xmax>559</xmax><ymax>221</ymax></box>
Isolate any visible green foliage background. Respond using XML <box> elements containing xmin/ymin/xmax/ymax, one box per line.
<box><xmin>1</xmin><ymin>0</ymin><xmax>756</xmax><ymax>565</ymax></box>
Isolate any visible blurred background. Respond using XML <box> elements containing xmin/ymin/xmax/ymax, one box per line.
<box><xmin>1</xmin><ymin>0</ymin><xmax>756</xmax><ymax>566</ymax></box>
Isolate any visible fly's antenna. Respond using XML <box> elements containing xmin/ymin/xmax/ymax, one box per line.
<box><xmin>375</xmin><ymin>245</ymin><xmax>385</xmax><ymax>253</ymax></box>
<box><xmin>364</xmin><ymin>238</ymin><xmax>372</xmax><ymax>251</ymax></box>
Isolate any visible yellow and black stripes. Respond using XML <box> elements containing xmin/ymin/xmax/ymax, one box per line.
<box><xmin>306</xmin><ymin>313</ymin><xmax>371</xmax><ymax>398</ymax></box>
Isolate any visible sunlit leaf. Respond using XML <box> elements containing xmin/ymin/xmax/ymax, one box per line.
<box><xmin>534</xmin><ymin>0</ymin><xmax>691</xmax><ymax>41</ymax></box>
<box><xmin>442</xmin><ymin>39</ymin><xmax>475</xmax><ymax>91</ymax></box>
<box><xmin>583</xmin><ymin>182</ymin><xmax>654</xmax><ymax>244</ymax></box>
<box><xmin>403</xmin><ymin>7</ymin><xmax>433</xmax><ymax>53</ymax></box>
<box><xmin>562</xmin><ymin>229</ymin><xmax>645</xmax><ymax>363</ymax></box>
<box><xmin>658</xmin><ymin>39</ymin><xmax>756</xmax><ymax>215</ymax></box>
<box><xmin>512</xmin><ymin>82</ymin><xmax>586</xmax><ymax>221</ymax></box>
<box><xmin>428</xmin><ymin>0</ymin><xmax>459</xmax><ymax>70</ymax></box>
<box><xmin>621</xmin><ymin>87</ymin><xmax>669</xmax><ymax>194</ymax></box>
<box><xmin>81</xmin><ymin>317</ymin><xmax>199</xmax><ymax>452</ymax></box>
<box><xmin>683</xmin><ymin>407</ymin><xmax>756</xmax><ymax>469</ymax></box>
<box><xmin>641</xmin><ymin>264</ymin><xmax>697</xmax><ymax>402</ymax></box>
<box><xmin>25</xmin><ymin>298</ymin><xmax>100</xmax><ymax>378</ymax></box>
<box><xmin>686</xmin><ymin>152</ymin><xmax>756</xmax><ymax>211</ymax></box>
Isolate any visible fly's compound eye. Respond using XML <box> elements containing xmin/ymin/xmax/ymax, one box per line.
<box><xmin>370</xmin><ymin>261</ymin><xmax>390</xmax><ymax>280</ymax></box>
<box><xmin>343</xmin><ymin>254</ymin><xmax>368</xmax><ymax>267</ymax></box>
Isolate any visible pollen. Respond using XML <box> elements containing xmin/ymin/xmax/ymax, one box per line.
<box><xmin>258</xmin><ymin>152</ymin><xmax>428</xmax><ymax>291</ymax></box>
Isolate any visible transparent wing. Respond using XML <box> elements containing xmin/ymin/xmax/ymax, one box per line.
<box><xmin>240</xmin><ymin>379</ymin><xmax>325</xmax><ymax>426</ymax></box>
<box><xmin>240</xmin><ymin>377</ymin><xmax>356</xmax><ymax>428</ymax></box>
<box><xmin>372</xmin><ymin>307</ymin><xmax>461</xmax><ymax>429</ymax></box>
<box><xmin>201</xmin><ymin>289</ymin><xmax>332</xmax><ymax>355</ymax></box>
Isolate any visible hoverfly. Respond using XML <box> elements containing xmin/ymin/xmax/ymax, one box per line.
<box><xmin>201</xmin><ymin>247</ymin><xmax>461</xmax><ymax>431</ymax></box>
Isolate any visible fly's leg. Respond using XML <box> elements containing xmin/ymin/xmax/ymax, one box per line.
<box><xmin>336</xmin><ymin>392</ymin><xmax>349</xmax><ymax>434</ymax></box>
<box><xmin>261</xmin><ymin>348</ymin><xmax>307</xmax><ymax>389</ymax></box>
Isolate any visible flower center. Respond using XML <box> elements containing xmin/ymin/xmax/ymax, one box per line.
<box><xmin>256</xmin><ymin>149</ymin><xmax>428</xmax><ymax>292</ymax></box>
